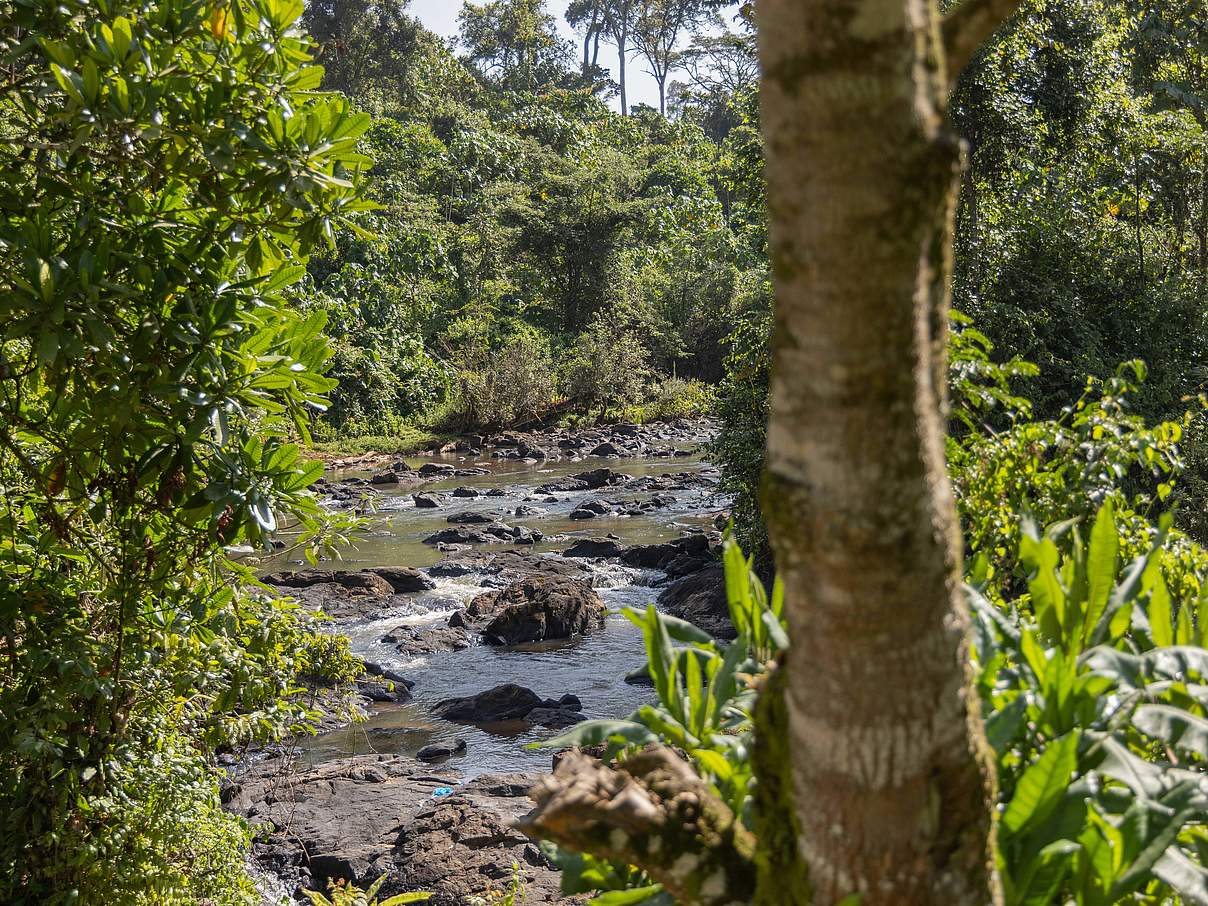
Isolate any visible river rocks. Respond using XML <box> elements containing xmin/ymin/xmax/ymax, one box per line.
<box><xmin>226</xmin><ymin>754</ymin><xmax>571</xmax><ymax>904</ymax></box>
<box><xmin>571</xmin><ymin>467</ymin><xmax>629</xmax><ymax>489</ymax></box>
<box><xmin>416</xmin><ymin>739</ymin><xmax>467</xmax><ymax>762</ymax></box>
<box><xmin>419</xmin><ymin>462</ymin><xmax>457</xmax><ymax>477</ymax></box>
<box><xmin>657</xmin><ymin>563</ymin><xmax>733</xmax><ymax>639</ymax></box>
<box><xmin>430</xmin><ymin>550</ymin><xmax>592</xmax><ymax>583</ymax></box>
<box><xmin>451</xmin><ymin>576</ymin><xmax>605</xmax><ymax>645</ymax></box>
<box><xmin>525</xmin><ymin>707</ymin><xmax>584</xmax><ymax>729</ymax></box>
<box><xmin>371</xmin><ymin>566</ymin><xmax>437</xmax><ymax>593</ymax></box>
<box><xmin>432</xmin><ymin>684</ymin><xmax>585</xmax><ymax>731</ymax></box>
<box><xmin>382</xmin><ymin>624</ymin><xmax>472</xmax><ymax>656</ymax></box>
<box><xmin>356</xmin><ymin>678</ymin><xmax>411</xmax><ymax>703</ymax></box>
<box><xmin>451</xmin><ymin>486</ymin><xmax>480</xmax><ymax>498</ymax></box>
<box><xmin>413</xmin><ymin>492</ymin><xmax>445</xmax><ymax>508</ymax></box>
<box><xmin>446</xmin><ymin>510</ymin><xmax>503</xmax><ymax>524</ymax></box>
<box><xmin>424</xmin><ymin>523</ymin><xmax>543</xmax><ymax>546</ymax></box>
<box><xmin>361</xmin><ymin>661</ymin><xmax>415</xmax><ymax>687</ymax></box>
<box><xmin>386</xmin><ymin>773</ymin><xmax>570</xmax><ymax>904</ymax></box>
<box><xmin>570</xmin><ymin>498</ymin><xmax>612</xmax><ymax>520</ymax></box>
<box><xmin>262</xmin><ymin>569</ymin><xmax>403</xmax><ymax>620</ymax></box>
<box><xmin>432</xmin><ymin>683</ymin><xmax>544</xmax><ymax>722</ymax></box>
<box><xmin>589</xmin><ymin>441</ymin><xmax>622</xmax><ymax>456</ymax></box>
<box><xmin>263</xmin><ymin>569</ymin><xmax>394</xmax><ymax>595</ymax></box>
<box><xmin>620</xmin><ymin>533</ymin><xmax>713</xmax><ymax>572</ymax></box>
<box><xmin>562</xmin><ymin>538</ymin><xmax>627</xmax><ymax>559</ymax></box>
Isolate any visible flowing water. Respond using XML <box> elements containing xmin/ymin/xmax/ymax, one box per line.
<box><xmin>279</xmin><ymin>438</ymin><xmax>725</xmax><ymax>778</ymax></box>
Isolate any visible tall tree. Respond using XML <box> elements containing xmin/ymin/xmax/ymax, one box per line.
<box><xmin>603</xmin><ymin>0</ymin><xmax>635</xmax><ymax>113</ymax></box>
<box><xmin>520</xmin><ymin>0</ymin><xmax>1026</xmax><ymax>902</ymax></box>
<box><xmin>756</xmin><ymin>0</ymin><xmax>1023</xmax><ymax>901</ymax></box>
<box><xmin>631</xmin><ymin>0</ymin><xmax>706</xmax><ymax>115</ymax></box>
<box><xmin>459</xmin><ymin>0</ymin><xmax>571</xmax><ymax>92</ymax></box>
<box><xmin>567</xmin><ymin>0</ymin><xmax>607</xmax><ymax>76</ymax></box>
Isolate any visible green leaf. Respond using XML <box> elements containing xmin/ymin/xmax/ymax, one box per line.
<box><xmin>1133</xmin><ymin>704</ymin><xmax>1208</xmax><ymax>758</ymax></box>
<box><xmin>1081</xmin><ymin>502</ymin><xmax>1118</xmax><ymax>646</ymax></box>
<box><xmin>1001</xmin><ymin>731</ymin><xmax>1081</xmax><ymax>839</ymax></box>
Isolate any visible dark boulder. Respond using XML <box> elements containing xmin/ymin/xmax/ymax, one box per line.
<box><xmin>571</xmin><ymin>468</ymin><xmax>629</xmax><ymax>490</ymax></box>
<box><xmin>525</xmin><ymin>707</ymin><xmax>584</xmax><ymax>729</ymax></box>
<box><xmin>620</xmin><ymin>533</ymin><xmax>712</xmax><ymax>571</ymax></box>
<box><xmin>356</xmin><ymin>679</ymin><xmax>410</xmax><ymax>703</ymax></box>
<box><xmin>451</xmin><ymin>487</ymin><xmax>480</xmax><ymax>498</ymax></box>
<box><xmin>446</xmin><ymin>510</ymin><xmax>503</xmax><ymax>524</ymax></box>
<box><xmin>413</xmin><ymin>492</ymin><xmax>444</xmax><ymax>508</ymax></box>
<box><xmin>562</xmin><ymin>538</ymin><xmax>626</xmax><ymax>559</ymax></box>
<box><xmin>590</xmin><ymin>442</ymin><xmax>622</xmax><ymax>456</ymax></box>
<box><xmin>452</xmin><ymin>576</ymin><xmax>606</xmax><ymax>645</ymax></box>
<box><xmin>416</xmin><ymin>739</ymin><xmax>467</xmax><ymax>762</ymax></box>
<box><xmin>382</xmin><ymin>624</ymin><xmax>472</xmax><ymax>656</ymax></box>
<box><xmin>262</xmin><ymin>569</ymin><xmax>394</xmax><ymax>595</ymax></box>
<box><xmin>418</xmin><ymin>462</ymin><xmax>456</xmax><ymax>476</ymax></box>
<box><xmin>432</xmin><ymin>684</ymin><xmax>544</xmax><ymax>723</ymax></box>
<box><xmin>657</xmin><ymin>563</ymin><xmax>733</xmax><ymax>640</ymax></box>
<box><xmin>430</xmin><ymin>550</ymin><xmax>591</xmax><ymax>583</ymax></box>
<box><xmin>369</xmin><ymin>567</ymin><xmax>436</xmax><ymax>593</ymax></box>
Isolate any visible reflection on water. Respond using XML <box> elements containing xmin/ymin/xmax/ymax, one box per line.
<box><xmin>288</xmin><ymin>448</ymin><xmax>723</xmax><ymax>778</ymax></box>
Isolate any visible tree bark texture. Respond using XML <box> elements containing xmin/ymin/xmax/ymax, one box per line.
<box><xmin>755</xmin><ymin>0</ymin><xmax>1007</xmax><ymax>903</ymax></box>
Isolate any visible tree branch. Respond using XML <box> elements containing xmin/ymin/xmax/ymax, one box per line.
<box><xmin>941</xmin><ymin>0</ymin><xmax>1025</xmax><ymax>82</ymax></box>
<box><xmin>516</xmin><ymin>747</ymin><xmax>758</xmax><ymax>906</ymax></box>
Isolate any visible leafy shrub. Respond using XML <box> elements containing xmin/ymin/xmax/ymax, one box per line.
<box><xmin>0</xmin><ymin>0</ymin><xmax>369</xmax><ymax>897</ymax></box>
<box><xmin>561</xmin><ymin>318</ymin><xmax>651</xmax><ymax>413</ymax></box>
<box><xmin>626</xmin><ymin>376</ymin><xmax>714</xmax><ymax>423</ymax></box>
<box><xmin>973</xmin><ymin>504</ymin><xmax>1208</xmax><ymax>903</ymax></box>
<box><xmin>451</xmin><ymin>333</ymin><xmax>556</xmax><ymax>430</ymax></box>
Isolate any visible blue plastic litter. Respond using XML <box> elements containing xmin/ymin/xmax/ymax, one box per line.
<box><xmin>432</xmin><ymin>787</ymin><xmax>453</xmax><ymax>798</ymax></box>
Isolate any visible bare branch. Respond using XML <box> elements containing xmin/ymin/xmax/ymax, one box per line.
<box><xmin>942</xmin><ymin>0</ymin><xmax>1025</xmax><ymax>82</ymax></box>
<box><xmin>516</xmin><ymin>747</ymin><xmax>757</xmax><ymax>906</ymax></box>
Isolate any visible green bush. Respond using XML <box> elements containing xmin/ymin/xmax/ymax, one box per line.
<box><xmin>451</xmin><ymin>332</ymin><xmax>556</xmax><ymax>430</ymax></box>
<box><xmin>626</xmin><ymin>376</ymin><xmax>714</xmax><ymax>423</ymax></box>
<box><xmin>561</xmin><ymin>317</ymin><xmax>651</xmax><ymax>413</ymax></box>
<box><xmin>0</xmin><ymin>0</ymin><xmax>369</xmax><ymax>897</ymax></box>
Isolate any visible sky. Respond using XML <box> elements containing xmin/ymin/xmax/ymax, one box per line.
<box><xmin>408</xmin><ymin>0</ymin><xmax>662</xmax><ymax>112</ymax></box>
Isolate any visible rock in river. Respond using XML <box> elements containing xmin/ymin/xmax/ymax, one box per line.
<box><xmin>432</xmin><ymin>683</ymin><xmax>545</xmax><ymax>723</ymax></box>
<box><xmin>450</xmin><ymin>576</ymin><xmax>605</xmax><ymax>645</ymax></box>
<box><xmin>657</xmin><ymin>562</ymin><xmax>733</xmax><ymax>640</ymax></box>
<box><xmin>562</xmin><ymin>537</ymin><xmax>627</xmax><ymax>559</ymax></box>
<box><xmin>416</xmin><ymin>738</ymin><xmax>467</xmax><ymax>762</ymax></box>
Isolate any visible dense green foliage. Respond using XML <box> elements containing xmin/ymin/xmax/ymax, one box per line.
<box><xmin>299</xmin><ymin>0</ymin><xmax>761</xmax><ymax>439</ymax></box>
<box><xmin>0</xmin><ymin>0</ymin><xmax>365</xmax><ymax>898</ymax></box>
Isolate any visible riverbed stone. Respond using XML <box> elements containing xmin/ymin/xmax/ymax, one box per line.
<box><xmin>657</xmin><ymin>563</ymin><xmax>733</xmax><ymax>640</ymax></box>
<box><xmin>430</xmin><ymin>550</ymin><xmax>591</xmax><ymax>583</ymax></box>
<box><xmin>370</xmin><ymin>566</ymin><xmax>437</xmax><ymax>593</ymax></box>
<box><xmin>571</xmin><ymin>467</ymin><xmax>629</xmax><ymax>489</ymax></box>
<box><xmin>446</xmin><ymin>510</ymin><xmax>504</xmax><ymax>524</ymax></box>
<box><xmin>451</xmin><ymin>576</ymin><xmax>605</xmax><ymax>645</ymax></box>
<box><xmin>224</xmin><ymin>755</ymin><xmax>572</xmax><ymax>903</ymax></box>
<box><xmin>413</xmin><ymin>492</ymin><xmax>445</xmax><ymax>508</ymax></box>
<box><xmin>432</xmin><ymin>683</ymin><xmax>544</xmax><ymax>723</ymax></box>
<box><xmin>562</xmin><ymin>538</ymin><xmax>627</xmax><ymax>559</ymax></box>
<box><xmin>525</xmin><ymin>706</ymin><xmax>585</xmax><ymax>729</ymax></box>
<box><xmin>416</xmin><ymin>739</ymin><xmax>467</xmax><ymax>762</ymax></box>
<box><xmin>419</xmin><ymin>463</ymin><xmax>457</xmax><ymax>476</ymax></box>
<box><xmin>382</xmin><ymin>624</ymin><xmax>472</xmax><ymax>656</ymax></box>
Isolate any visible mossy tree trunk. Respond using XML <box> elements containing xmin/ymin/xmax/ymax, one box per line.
<box><xmin>757</xmin><ymin>0</ymin><xmax>1019</xmax><ymax>903</ymax></box>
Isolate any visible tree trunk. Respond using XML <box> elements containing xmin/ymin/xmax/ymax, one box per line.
<box><xmin>756</xmin><ymin>1</ymin><xmax>1002</xmax><ymax>904</ymax></box>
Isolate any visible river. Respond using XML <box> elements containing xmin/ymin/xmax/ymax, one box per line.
<box><xmin>277</xmin><ymin>428</ymin><xmax>725</xmax><ymax>778</ymax></box>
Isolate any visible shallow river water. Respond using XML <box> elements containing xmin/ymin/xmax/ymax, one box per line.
<box><xmin>276</xmin><ymin>440</ymin><xmax>724</xmax><ymax>778</ymax></box>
